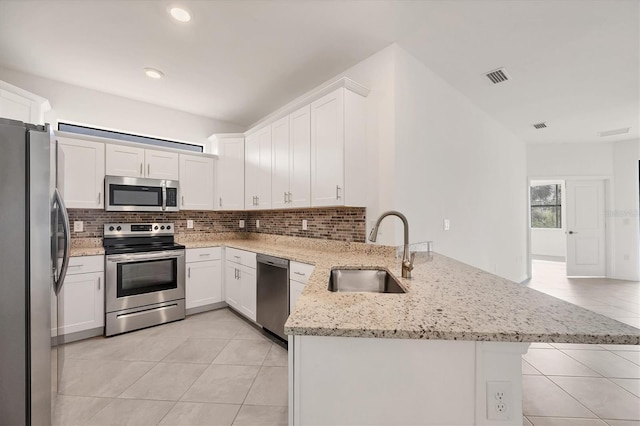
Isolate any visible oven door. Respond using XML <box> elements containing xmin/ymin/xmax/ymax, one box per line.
<box><xmin>105</xmin><ymin>250</ymin><xmax>185</xmax><ymax>313</ymax></box>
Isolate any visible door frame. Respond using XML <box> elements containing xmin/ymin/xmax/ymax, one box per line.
<box><xmin>525</xmin><ymin>175</ymin><xmax>614</xmax><ymax>281</ymax></box>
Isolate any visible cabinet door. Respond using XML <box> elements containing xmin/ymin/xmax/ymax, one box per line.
<box><xmin>217</xmin><ymin>137</ymin><xmax>245</xmax><ymax>210</ymax></box>
<box><xmin>289</xmin><ymin>105</ymin><xmax>311</xmax><ymax>208</ymax></box>
<box><xmin>59</xmin><ymin>272</ymin><xmax>104</xmax><ymax>335</ymax></box>
<box><xmin>105</xmin><ymin>144</ymin><xmax>145</xmax><ymax>178</ymax></box>
<box><xmin>311</xmin><ymin>89</ymin><xmax>344</xmax><ymax>207</ymax></box>
<box><xmin>271</xmin><ymin>116</ymin><xmax>290</xmax><ymax>209</ymax></box>
<box><xmin>290</xmin><ymin>280</ymin><xmax>305</xmax><ymax>313</ymax></box>
<box><xmin>245</xmin><ymin>126</ymin><xmax>272</xmax><ymax>210</ymax></box>
<box><xmin>179</xmin><ymin>154</ymin><xmax>214</xmax><ymax>210</ymax></box>
<box><xmin>57</xmin><ymin>137</ymin><xmax>105</xmax><ymax>209</ymax></box>
<box><xmin>239</xmin><ymin>265</ymin><xmax>257</xmax><ymax>321</ymax></box>
<box><xmin>186</xmin><ymin>260</ymin><xmax>222</xmax><ymax>309</ymax></box>
<box><xmin>146</xmin><ymin>149</ymin><xmax>179</xmax><ymax>180</ymax></box>
<box><xmin>224</xmin><ymin>263</ymin><xmax>241</xmax><ymax>310</ymax></box>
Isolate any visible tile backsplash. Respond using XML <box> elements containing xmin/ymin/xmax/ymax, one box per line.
<box><xmin>68</xmin><ymin>207</ymin><xmax>366</xmax><ymax>242</ymax></box>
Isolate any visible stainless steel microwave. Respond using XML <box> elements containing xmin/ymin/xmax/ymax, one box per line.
<box><xmin>105</xmin><ymin>176</ymin><xmax>179</xmax><ymax>212</ymax></box>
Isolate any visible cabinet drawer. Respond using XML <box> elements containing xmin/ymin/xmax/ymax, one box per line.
<box><xmin>67</xmin><ymin>255</ymin><xmax>104</xmax><ymax>274</ymax></box>
<box><xmin>290</xmin><ymin>261</ymin><xmax>314</xmax><ymax>284</ymax></box>
<box><xmin>225</xmin><ymin>247</ymin><xmax>256</xmax><ymax>269</ymax></box>
<box><xmin>186</xmin><ymin>246</ymin><xmax>222</xmax><ymax>263</ymax></box>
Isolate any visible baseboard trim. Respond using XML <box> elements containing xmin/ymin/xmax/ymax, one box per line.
<box><xmin>186</xmin><ymin>301</ymin><xmax>228</xmax><ymax>316</ymax></box>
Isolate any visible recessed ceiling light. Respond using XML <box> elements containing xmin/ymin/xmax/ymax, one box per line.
<box><xmin>169</xmin><ymin>7</ymin><xmax>191</xmax><ymax>22</ymax></box>
<box><xmin>598</xmin><ymin>127</ymin><xmax>630</xmax><ymax>137</ymax></box>
<box><xmin>144</xmin><ymin>67</ymin><xmax>164</xmax><ymax>79</ymax></box>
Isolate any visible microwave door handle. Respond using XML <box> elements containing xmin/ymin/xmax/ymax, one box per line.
<box><xmin>162</xmin><ymin>182</ymin><xmax>167</xmax><ymax>211</ymax></box>
<box><xmin>53</xmin><ymin>188</ymin><xmax>71</xmax><ymax>295</ymax></box>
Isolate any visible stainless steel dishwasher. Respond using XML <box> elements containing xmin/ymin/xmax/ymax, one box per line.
<box><xmin>256</xmin><ymin>254</ymin><xmax>290</xmax><ymax>340</ymax></box>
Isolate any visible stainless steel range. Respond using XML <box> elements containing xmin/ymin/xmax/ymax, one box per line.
<box><xmin>103</xmin><ymin>223</ymin><xmax>185</xmax><ymax>336</ymax></box>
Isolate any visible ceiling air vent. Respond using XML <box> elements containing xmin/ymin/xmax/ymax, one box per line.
<box><xmin>532</xmin><ymin>122</ymin><xmax>547</xmax><ymax>129</ymax></box>
<box><xmin>484</xmin><ymin>68</ymin><xmax>511</xmax><ymax>84</ymax></box>
<box><xmin>598</xmin><ymin>127</ymin><xmax>630</xmax><ymax>137</ymax></box>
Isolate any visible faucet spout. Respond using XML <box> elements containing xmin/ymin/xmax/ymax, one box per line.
<box><xmin>368</xmin><ymin>210</ymin><xmax>414</xmax><ymax>278</ymax></box>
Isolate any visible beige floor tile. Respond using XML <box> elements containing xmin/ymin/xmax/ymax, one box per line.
<box><xmin>181</xmin><ymin>364</ymin><xmax>260</xmax><ymax>404</ymax></box>
<box><xmin>244</xmin><ymin>366</ymin><xmax>288</xmax><ymax>407</ymax></box>
<box><xmin>119</xmin><ymin>362</ymin><xmax>207</xmax><ymax>401</ymax></box>
<box><xmin>522</xmin><ymin>359</ymin><xmax>542</xmax><ymax>375</ymax></box>
<box><xmin>119</xmin><ymin>336</ymin><xmax>188</xmax><ymax>362</ymax></box>
<box><xmin>162</xmin><ymin>338</ymin><xmax>230</xmax><ymax>364</ymax></box>
<box><xmin>52</xmin><ymin>395</ymin><xmax>112</xmax><ymax>426</ymax></box>
<box><xmin>86</xmin><ymin>398</ymin><xmax>174</xmax><ymax>425</ymax></box>
<box><xmin>522</xmin><ymin>376</ymin><xmax>596</xmax><ymax>418</ymax></box>
<box><xmin>188</xmin><ymin>308</ymin><xmax>244</xmax><ymax>324</ymax></box>
<box><xmin>63</xmin><ymin>333</ymin><xmax>145</xmax><ymax>360</ymax></box>
<box><xmin>604</xmin><ymin>420</ymin><xmax>640</xmax><ymax>426</ymax></box>
<box><xmin>550</xmin><ymin>377</ymin><xmax>640</xmax><ymax>420</ymax></box>
<box><xmin>562</xmin><ymin>350</ymin><xmax>640</xmax><ymax>379</ymax></box>
<box><xmin>614</xmin><ymin>351</ymin><xmax>640</xmax><ymax>366</ymax></box>
<box><xmin>182</xmin><ymin>321</ymin><xmax>244</xmax><ymax>339</ymax></box>
<box><xmin>59</xmin><ymin>358</ymin><xmax>155</xmax><ymax>397</ymax></box>
<box><xmin>523</xmin><ymin>417</ymin><xmax>534</xmax><ymax>426</ymax></box>
<box><xmin>263</xmin><ymin>344</ymin><xmax>288</xmax><ymax>367</ymax></box>
<box><xmin>234</xmin><ymin>324</ymin><xmax>272</xmax><ymax>341</ymax></box>
<box><xmin>523</xmin><ymin>349</ymin><xmax>600</xmax><ymax>377</ymax></box>
<box><xmin>550</xmin><ymin>343</ymin><xmax>606</xmax><ymax>351</ymax></box>
<box><xmin>527</xmin><ymin>416</ymin><xmax>607</xmax><ymax>425</ymax></box>
<box><xmin>212</xmin><ymin>340</ymin><xmax>271</xmax><ymax>366</ymax></box>
<box><xmin>610</xmin><ymin>378</ymin><xmax>640</xmax><ymax>398</ymax></box>
<box><xmin>529</xmin><ymin>342</ymin><xmax>555</xmax><ymax>349</ymax></box>
<box><xmin>600</xmin><ymin>345</ymin><xmax>640</xmax><ymax>352</ymax></box>
<box><xmin>158</xmin><ymin>401</ymin><xmax>240</xmax><ymax>426</ymax></box>
<box><xmin>232</xmin><ymin>405</ymin><xmax>288</xmax><ymax>425</ymax></box>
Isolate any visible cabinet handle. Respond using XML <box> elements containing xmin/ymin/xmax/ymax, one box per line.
<box><xmin>294</xmin><ymin>271</ymin><xmax>306</xmax><ymax>276</ymax></box>
<box><xmin>288</xmin><ymin>192</ymin><xmax>292</xmax><ymax>203</ymax></box>
<box><xmin>182</xmin><ymin>196</ymin><xmax>184</xmax><ymax>206</ymax></box>
<box><xmin>97</xmin><ymin>277</ymin><xmax>101</xmax><ymax>290</ymax></box>
<box><xmin>98</xmin><ymin>192</ymin><xmax>101</xmax><ymax>205</ymax></box>
<box><xmin>237</xmin><ymin>268</ymin><xmax>241</xmax><ymax>280</ymax></box>
<box><xmin>199</xmin><ymin>253</ymin><xmax>211</xmax><ymax>257</ymax></box>
<box><xmin>147</xmin><ymin>164</ymin><xmax>150</xmax><ymax>176</ymax></box>
<box><xmin>256</xmin><ymin>196</ymin><xmax>259</xmax><ymax>205</ymax></box>
<box><xmin>336</xmin><ymin>185</ymin><xmax>341</xmax><ymax>199</ymax></box>
<box><xmin>140</xmin><ymin>163</ymin><xmax>143</xmax><ymax>176</ymax></box>
<box><xmin>233</xmin><ymin>255</ymin><xmax>241</xmax><ymax>259</ymax></box>
<box><xmin>219</xmin><ymin>197</ymin><xmax>222</xmax><ymax>208</ymax></box>
<box><xmin>188</xmin><ymin>267</ymin><xmax>191</xmax><ymax>278</ymax></box>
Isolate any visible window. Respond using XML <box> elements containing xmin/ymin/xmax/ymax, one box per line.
<box><xmin>58</xmin><ymin>122</ymin><xmax>203</xmax><ymax>153</ymax></box>
<box><xmin>531</xmin><ymin>184</ymin><xmax>562</xmax><ymax>228</ymax></box>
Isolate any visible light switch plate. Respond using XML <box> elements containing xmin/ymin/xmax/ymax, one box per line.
<box><xmin>239</xmin><ymin>220</ymin><xmax>245</xmax><ymax>228</ymax></box>
<box><xmin>186</xmin><ymin>220</ymin><xmax>194</xmax><ymax>229</ymax></box>
<box><xmin>256</xmin><ymin>219</ymin><xmax>260</xmax><ymax>228</ymax></box>
<box><xmin>444</xmin><ymin>219</ymin><xmax>450</xmax><ymax>231</ymax></box>
<box><xmin>73</xmin><ymin>221</ymin><xmax>83</xmax><ymax>232</ymax></box>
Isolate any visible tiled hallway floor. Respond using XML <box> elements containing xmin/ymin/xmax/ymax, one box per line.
<box><xmin>55</xmin><ymin>260</ymin><xmax>640</xmax><ymax>425</ymax></box>
<box><xmin>521</xmin><ymin>260</ymin><xmax>640</xmax><ymax>426</ymax></box>
<box><xmin>53</xmin><ymin>309</ymin><xmax>288</xmax><ymax>426</ymax></box>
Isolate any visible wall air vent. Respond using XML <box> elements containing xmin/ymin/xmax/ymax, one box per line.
<box><xmin>484</xmin><ymin>68</ymin><xmax>511</xmax><ymax>84</ymax></box>
<box><xmin>598</xmin><ymin>127</ymin><xmax>630</xmax><ymax>137</ymax></box>
<box><xmin>532</xmin><ymin>122</ymin><xmax>547</xmax><ymax>129</ymax></box>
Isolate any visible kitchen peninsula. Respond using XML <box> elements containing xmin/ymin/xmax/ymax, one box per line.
<box><xmin>70</xmin><ymin>233</ymin><xmax>640</xmax><ymax>426</ymax></box>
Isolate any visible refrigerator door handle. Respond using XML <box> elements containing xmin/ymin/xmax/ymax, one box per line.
<box><xmin>53</xmin><ymin>188</ymin><xmax>71</xmax><ymax>295</ymax></box>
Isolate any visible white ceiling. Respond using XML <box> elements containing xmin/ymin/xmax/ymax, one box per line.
<box><xmin>0</xmin><ymin>0</ymin><xmax>637</xmax><ymax>143</ymax></box>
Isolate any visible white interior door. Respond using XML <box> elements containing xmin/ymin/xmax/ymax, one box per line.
<box><xmin>565</xmin><ymin>180</ymin><xmax>606</xmax><ymax>276</ymax></box>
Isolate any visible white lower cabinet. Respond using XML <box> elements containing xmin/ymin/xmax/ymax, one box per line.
<box><xmin>289</xmin><ymin>261</ymin><xmax>314</xmax><ymax>312</ymax></box>
<box><xmin>224</xmin><ymin>248</ymin><xmax>257</xmax><ymax>321</ymax></box>
<box><xmin>59</xmin><ymin>256</ymin><xmax>104</xmax><ymax>336</ymax></box>
<box><xmin>186</xmin><ymin>247</ymin><xmax>222</xmax><ymax>310</ymax></box>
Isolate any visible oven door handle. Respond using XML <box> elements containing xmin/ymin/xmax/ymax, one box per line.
<box><xmin>106</xmin><ymin>250</ymin><xmax>185</xmax><ymax>262</ymax></box>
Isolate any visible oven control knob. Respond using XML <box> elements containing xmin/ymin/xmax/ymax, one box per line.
<box><xmin>116</xmin><ymin>226</ymin><xmax>122</xmax><ymax>231</ymax></box>
<box><xmin>161</xmin><ymin>226</ymin><xmax>165</xmax><ymax>230</ymax></box>
<box><xmin>108</xmin><ymin>226</ymin><xmax>114</xmax><ymax>231</ymax></box>
<box><xmin>154</xmin><ymin>225</ymin><xmax>159</xmax><ymax>230</ymax></box>
<box><xmin>166</xmin><ymin>225</ymin><xmax>171</xmax><ymax>230</ymax></box>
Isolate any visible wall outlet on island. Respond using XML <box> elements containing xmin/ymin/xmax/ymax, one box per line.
<box><xmin>239</xmin><ymin>220</ymin><xmax>245</xmax><ymax>229</ymax></box>
<box><xmin>256</xmin><ymin>219</ymin><xmax>260</xmax><ymax>228</ymax></box>
<box><xmin>186</xmin><ymin>220</ymin><xmax>194</xmax><ymax>229</ymax></box>
<box><xmin>443</xmin><ymin>219</ymin><xmax>450</xmax><ymax>231</ymax></box>
<box><xmin>486</xmin><ymin>381</ymin><xmax>511</xmax><ymax>420</ymax></box>
<box><xmin>302</xmin><ymin>219</ymin><xmax>308</xmax><ymax>230</ymax></box>
<box><xmin>73</xmin><ymin>221</ymin><xmax>83</xmax><ymax>232</ymax></box>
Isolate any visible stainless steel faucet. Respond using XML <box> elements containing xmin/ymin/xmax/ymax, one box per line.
<box><xmin>368</xmin><ymin>210</ymin><xmax>415</xmax><ymax>278</ymax></box>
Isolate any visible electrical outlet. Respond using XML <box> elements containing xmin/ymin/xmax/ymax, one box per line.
<box><xmin>302</xmin><ymin>219</ymin><xmax>308</xmax><ymax>230</ymax></box>
<box><xmin>239</xmin><ymin>220</ymin><xmax>245</xmax><ymax>229</ymax></box>
<box><xmin>73</xmin><ymin>221</ymin><xmax>83</xmax><ymax>232</ymax></box>
<box><xmin>443</xmin><ymin>219</ymin><xmax>450</xmax><ymax>231</ymax></box>
<box><xmin>487</xmin><ymin>381</ymin><xmax>511</xmax><ymax>420</ymax></box>
<box><xmin>256</xmin><ymin>219</ymin><xmax>260</xmax><ymax>228</ymax></box>
<box><xmin>186</xmin><ymin>220</ymin><xmax>194</xmax><ymax>229</ymax></box>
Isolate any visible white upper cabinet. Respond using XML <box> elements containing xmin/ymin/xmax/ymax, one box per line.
<box><xmin>57</xmin><ymin>136</ymin><xmax>105</xmax><ymax>209</ymax></box>
<box><xmin>105</xmin><ymin>144</ymin><xmax>178</xmax><ymax>180</ymax></box>
<box><xmin>311</xmin><ymin>87</ymin><xmax>366</xmax><ymax>207</ymax></box>
<box><xmin>179</xmin><ymin>154</ymin><xmax>214</xmax><ymax>210</ymax></box>
<box><xmin>0</xmin><ymin>80</ymin><xmax>50</xmax><ymax>125</ymax></box>
<box><xmin>271</xmin><ymin>116</ymin><xmax>291</xmax><ymax>209</ymax></box>
<box><xmin>245</xmin><ymin>125</ymin><xmax>272</xmax><ymax>210</ymax></box>
<box><xmin>214</xmin><ymin>135</ymin><xmax>245</xmax><ymax>211</ymax></box>
<box><xmin>289</xmin><ymin>105</ymin><xmax>311</xmax><ymax>208</ymax></box>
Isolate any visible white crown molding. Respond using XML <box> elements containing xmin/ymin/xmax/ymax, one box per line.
<box><xmin>0</xmin><ymin>79</ymin><xmax>51</xmax><ymax>112</ymax></box>
<box><xmin>207</xmin><ymin>132</ymin><xmax>246</xmax><ymax>142</ymax></box>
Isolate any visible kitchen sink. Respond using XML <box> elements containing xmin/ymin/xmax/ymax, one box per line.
<box><xmin>327</xmin><ymin>268</ymin><xmax>406</xmax><ymax>293</ymax></box>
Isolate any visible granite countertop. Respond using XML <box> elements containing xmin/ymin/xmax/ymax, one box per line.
<box><xmin>69</xmin><ymin>234</ymin><xmax>640</xmax><ymax>344</ymax></box>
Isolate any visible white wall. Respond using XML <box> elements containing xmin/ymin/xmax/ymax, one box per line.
<box><xmin>392</xmin><ymin>46</ymin><xmax>528</xmax><ymax>282</ymax></box>
<box><xmin>0</xmin><ymin>66</ymin><xmax>243</xmax><ymax>151</ymax></box>
<box><xmin>527</xmin><ymin>140</ymin><xmax>640</xmax><ymax>281</ymax></box>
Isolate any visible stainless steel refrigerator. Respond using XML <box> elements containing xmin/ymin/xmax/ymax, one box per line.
<box><xmin>0</xmin><ymin>117</ymin><xmax>71</xmax><ymax>425</ymax></box>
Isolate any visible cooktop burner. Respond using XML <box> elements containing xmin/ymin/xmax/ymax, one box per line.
<box><xmin>103</xmin><ymin>223</ymin><xmax>184</xmax><ymax>255</ymax></box>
